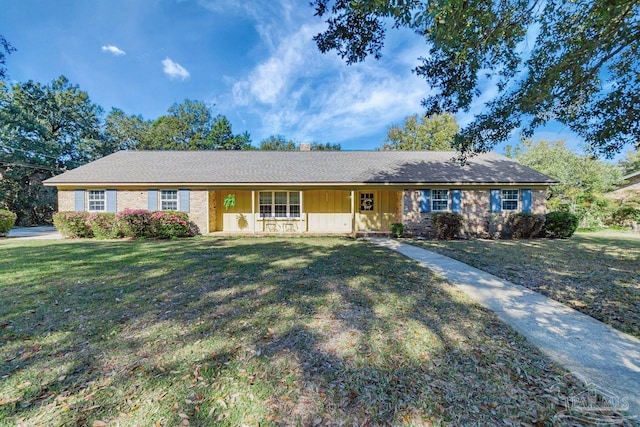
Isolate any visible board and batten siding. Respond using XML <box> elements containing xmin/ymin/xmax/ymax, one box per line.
<box><xmin>305</xmin><ymin>190</ymin><xmax>352</xmax><ymax>233</ymax></box>
<box><xmin>355</xmin><ymin>190</ymin><xmax>399</xmax><ymax>232</ymax></box>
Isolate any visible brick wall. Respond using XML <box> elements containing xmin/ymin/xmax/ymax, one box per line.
<box><xmin>189</xmin><ymin>190</ymin><xmax>209</xmax><ymax>234</ymax></box>
<box><xmin>58</xmin><ymin>190</ymin><xmax>75</xmax><ymax>211</ymax></box>
<box><xmin>402</xmin><ymin>188</ymin><xmax>548</xmax><ymax>238</ymax></box>
<box><xmin>116</xmin><ymin>190</ymin><xmax>148</xmax><ymax>211</ymax></box>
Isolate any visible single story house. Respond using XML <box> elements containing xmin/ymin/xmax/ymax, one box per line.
<box><xmin>43</xmin><ymin>150</ymin><xmax>555</xmax><ymax>236</ymax></box>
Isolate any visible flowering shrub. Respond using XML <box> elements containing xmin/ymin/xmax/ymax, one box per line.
<box><xmin>149</xmin><ymin>211</ymin><xmax>189</xmax><ymax>239</ymax></box>
<box><xmin>116</xmin><ymin>209</ymin><xmax>153</xmax><ymax>238</ymax></box>
<box><xmin>53</xmin><ymin>211</ymin><xmax>93</xmax><ymax>238</ymax></box>
<box><xmin>87</xmin><ymin>213</ymin><xmax>119</xmax><ymax>239</ymax></box>
<box><xmin>0</xmin><ymin>209</ymin><xmax>17</xmax><ymax>235</ymax></box>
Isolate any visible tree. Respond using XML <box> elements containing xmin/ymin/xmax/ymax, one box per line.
<box><xmin>619</xmin><ymin>150</ymin><xmax>640</xmax><ymax>176</ymax></box>
<box><xmin>513</xmin><ymin>140</ymin><xmax>623</xmax><ymax>227</ymax></box>
<box><xmin>309</xmin><ymin>142</ymin><xmax>341</xmax><ymax>151</ymax></box>
<box><xmin>0</xmin><ymin>76</ymin><xmax>103</xmax><ymax>224</ymax></box>
<box><xmin>312</xmin><ymin>1</ymin><xmax>640</xmax><ymax>157</ymax></box>
<box><xmin>207</xmin><ymin>115</ymin><xmax>252</xmax><ymax>150</ymax></box>
<box><xmin>138</xmin><ymin>101</ymin><xmax>252</xmax><ymax>151</ymax></box>
<box><xmin>101</xmin><ymin>108</ymin><xmax>150</xmax><ymax>154</ymax></box>
<box><xmin>381</xmin><ymin>113</ymin><xmax>458</xmax><ymax>151</ymax></box>
<box><xmin>260</xmin><ymin>135</ymin><xmax>296</xmax><ymax>151</ymax></box>
<box><xmin>259</xmin><ymin>136</ymin><xmax>341</xmax><ymax>151</ymax></box>
<box><xmin>0</xmin><ymin>35</ymin><xmax>15</xmax><ymax>80</ymax></box>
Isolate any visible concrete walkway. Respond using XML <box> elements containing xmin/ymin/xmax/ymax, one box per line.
<box><xmin>368</xmin><ymin>238</ymin><xmax>640</xmax><ymax>419</ymax></box>
<box><xmin>6</xmin><ymin>226</ymin><xmax>62</xmax><ymax>240</ymax></box>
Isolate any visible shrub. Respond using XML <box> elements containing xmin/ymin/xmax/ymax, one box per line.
<box><xmin>509</xmin><ymin>213</ymin><xmax>545</xmax><ymax>239</ymax></box>
<box><xmin>390</xmin><ymin>222</ymin><xmax>404</xmax><ymax>238</ymax></box>
<box><xmin>545</xmin><ymin>211</ymin><xmax>579</xmax><ymax>238</ymax></box>
<box><xmin>53</xmin><ymin>211</ymin><xmax>93</xmax><ymax>238</ymax></box>
<box><xmin>0</xmin><ymin>209</ymin><xmax>17</xmax><ymax>235</ymax></box>
<box><xmin>610</xmin><ymin>206</ymin><xmax>640</xmax><ymax>228</ymax></box>
<box><xmin>186</xmin><ymin>221</ymin><xmax>201</xmax><ymax>237</ymax></box>
<box><xmin>431</xmin><ymin>212</ymin><xmax>463</xmax><ymax>239</ymax></box>
<box><xmin>87</xmin><ymin>213</ymin><xmax>119</xmax><ymax>239</ymax></box>
<box><xmin>149</xmin><ymin>211</ymin><xmax>190</xmax><ymax>239</ymax></box>
<box><xmin>116</xmin><ymin>209</ymin><xmax>152</xmax><ymax>238</ymax></box>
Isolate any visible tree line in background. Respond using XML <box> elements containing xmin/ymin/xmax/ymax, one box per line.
<box><xmin>0</xmin><ymin>36</ymin><xmax>341</xmax><ymax>225</ymax></box>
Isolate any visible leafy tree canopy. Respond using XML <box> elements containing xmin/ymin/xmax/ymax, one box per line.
<box><xmin>381</xmin><ymin>113</ymin><xmax>458</xmax><ymax>151</ymax></box>
<box><xmin>102</xmin><ymin>108</ymin><xmax>150</xmax><ymax>154</ymax></box>
<box><xmin>0</xmin><ymin>76</ymin><xmax>104</xmax><ymax>224</ymax></box>
<box><xmin>137</xmin><ymin>100</ymin><xmax>252</xmax><ymax>151</ymax></box>
<box><xmin>0</xmin><ymin>35</ymin><xmax>15</xmax><ymax>80</ymax></box>
<box><xmin>313</xmin><ymin>0</ymin><xmax>640</xmax><ymax>157</ymax></box>
<box><xmin>260</xmin><ymin>135</ymin><xmax>341</xmax><ymax>151</ymax></box>
<box><xmin>619</xmin><ymin>150</ymin><xmax>640</xmax><ymax>176</ymax></box>
<box><xmin>207</xmin><ymin>115</ymin><xmax>252</xmax><ymax>150</ymax></box>
<box><xmin>260</xmin><ymin>135</ymin><xmax>297</xmax><ymax>151</ymax></box>
<box><xmin>509</xmin><ymin>140</ymin><xmax>622</xmax><ymax>226</ymax></box>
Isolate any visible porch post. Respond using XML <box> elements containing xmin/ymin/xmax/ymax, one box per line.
<box><xmin>351</xmin><ymin>190</ymin><xmax>355</xmax><ymax>234</ymax></box>
<box><xmin>251</xmin><ymin>190</ymin><xmax>256</xmax><ymax>235</ymax></box>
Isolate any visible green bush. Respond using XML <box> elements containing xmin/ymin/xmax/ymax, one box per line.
<box><xmin>545</xmin><ymin>211</ymin><xmax>579</xmax><ymax>238</ymax></box>
<box><xmin>53</xmin><ymin>211</ymin><xmax>93</xmax><ymax>238</ymax></box>
<box><xmin>87</xmin><ymin>213</ymin><xmax>119</xmax><ymax>239</ymax></box>
<box><xmin>610</xmin><ymin>206</ymin><xmax>640</xmax><ymax>227</ymax></box>
<box><xmin>509</xmin><ymin>213</ymin><xmax>545</xmax><ymax>239</ymax></box>
<box><xmin>431</xmin><ymin>212</ymin><xmax>463</xmax><ymax>239</ymax></box>
<box><xmin>149</xmin><ymin>211</ymin><xmax>190</xmax><ymax>239</ymax></box>
<box><xmin>116</xmin><ymin>209</ymin><xmax>153</xmax><ymax>238</ymax></box>
<box><xmin>186</xmin><ymin>221</ymin><xmax>201</xmax><ymax>237</ymax></box>
<box><xmin>390</xmin><ymin>222</ymin><xmax>404</xmax><ymax>238</ymax></box>
<box><xmin>0</xmin><ymin>209</ymin><xmax>17</xmax><ymax>235</ymax></box>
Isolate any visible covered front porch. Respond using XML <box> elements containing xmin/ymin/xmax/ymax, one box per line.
<box><xmin>206</xmin><ymin>189</ymin><xmax>402</xmax><ymax>234</ymax></box>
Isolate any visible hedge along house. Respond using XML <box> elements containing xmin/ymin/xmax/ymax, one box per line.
<box><xmin>43</xmin><ymin>150</ymin><xmax>556</xmax><ymax>236</ymax></box>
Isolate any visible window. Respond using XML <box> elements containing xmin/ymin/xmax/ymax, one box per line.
<box><xmin>161</xmin><ymin>190</ymin><xmax>178</xmax><ymax>210</ymax></box>
<box><xmin>88</xmin><ymin>190</ymin><xmax>106</xmax><ymax>211</ymax></box>
<box><xmin>501</xmin><ymin>189</ymin><xmax>519</xmax><ymax>211</ymax></box>
<box><xmin>360</xmin><ymin>193</ymin><xmax>374</xmax><ymax>211</ymax></box>
<box><xmin>432</xmin><ymin>189</ymin><xmax>449</xmax><ymax>211</ymax></box>
<box><xmin>259</xmin><ymin>191</ymin><xmax>301</xmax><ymax>218</ymax></box>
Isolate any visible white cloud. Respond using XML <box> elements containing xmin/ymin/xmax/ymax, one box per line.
<box><xmin>161</xmin><ymin>57</ymin><xmax>190</xmax><ymax>80</ymax></box>
<box><xmin>227</xmin><ymin>3</ymin><xmax>431</xmax><ymax>146</ymax></box>
<box><xmin>101</xmin><ymin>45</ymin><xmax>126</xmax><ymax>56</ymax></box>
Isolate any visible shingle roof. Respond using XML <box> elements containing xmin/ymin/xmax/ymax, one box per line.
<box><xmin>44</xmin><ymin>150</ymin><xmax>556</xmax><ymax>185</ymax></box>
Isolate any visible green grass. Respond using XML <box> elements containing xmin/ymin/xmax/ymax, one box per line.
<box><xmin>412</xmin><ymin>231</ymin><xmax>640</xmax><ymax>338</ymax></box>
<box><xmin>0</xmin><ymin>237</ymin><xmax>630</xmax><ymax>425</ymax></box>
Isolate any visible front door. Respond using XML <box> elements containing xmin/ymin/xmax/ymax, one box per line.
<box><xmin>356</xmin><ymin>191</ymin><xmax>380</xmax><ymax>231</ymax></box>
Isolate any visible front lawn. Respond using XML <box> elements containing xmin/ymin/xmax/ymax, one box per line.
<box><xmin>0</xmin><ymin>237</ymin><xmax>626</xmax><ymax>425</ymax></box>
<box><xmin>412</xmin><ymin>232</ymin><xmax>640</xmax><ymax>338</ymax></box>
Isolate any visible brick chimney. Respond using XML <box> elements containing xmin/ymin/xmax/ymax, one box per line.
<box><xmin>299</xmin><ymin>143</ymin><xmax>311</xmax><ymax>151</ymax></box>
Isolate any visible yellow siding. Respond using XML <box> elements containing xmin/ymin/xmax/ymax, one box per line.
<box><xmin>305</xmin><ymin>190</ymin><xmax>352</xmax><ymax>233</ymax></box>
<box><xmin>216</xmin><ymin>190</ymin><xmax>254</xmax><ymax>232</ymax></box>
<box><xmin>355</xmin><ymin>190</ymin><xmax>399</xmax><ymax>231</ymax></box>
<box><xmin>208</xmin><ymin>191</ymin><xmax>217</xmax><ymax>232</ymax></box>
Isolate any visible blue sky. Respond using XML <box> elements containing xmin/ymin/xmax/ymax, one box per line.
<box><xmin>0</xmin><ymin>0</ymin><xmax>602</xmax><ymax>154</ymax></box>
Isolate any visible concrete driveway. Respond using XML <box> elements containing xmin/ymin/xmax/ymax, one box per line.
<box><xmin>6</xmin><ymin>226</ymin><xmax>62</xmax><ymax>240</ymax></box>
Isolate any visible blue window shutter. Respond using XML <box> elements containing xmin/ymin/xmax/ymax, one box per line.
<box><xmin>490</xmin><ymin>189</ymin><xmax>501</xmax><ymax>213</ymax></box>
<box><xmin>451</xmin><ymin>190</ymin><xmax>462</xmax><ymax>213</ymax></box>
<box><xmin>179</xmin><ymin>189</ymin><xmax>190</xmax><ymax>213</ymax></box>
<box><xmin>106</xmin><ymin>189</ymin><xmax>117</xmax><ymax>213</ymax></box>
<box><xmin>419</xmin><ymin>189</ymin><xmax>431</xmax><ymax>213</ymax></box>
<box><xmin>74</xmin><ymin>190</ymin><xmax>85</xmax><ymax>211</ymax></box>
<box><xmin>148</xmin><ymin>190</ymin><xmax>158</xmax><ymax>211</ymax></box>
<box><xmin>522</xmin><ymin>189</ymin><xmax>532</xmax><ymax>213</ymax></box>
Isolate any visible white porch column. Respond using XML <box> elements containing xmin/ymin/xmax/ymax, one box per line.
<box><xmin>351</xmin><ymin>190</ymin><xmax>355</xmax><ymax>234</ymax></box>
<box><xmin>251</xmin><ymin>190</ymin><xmax>256</xmax><ymax>235</ymax></box>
